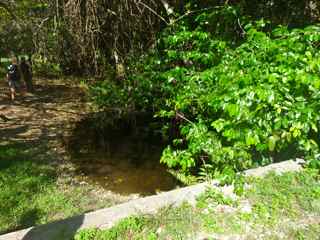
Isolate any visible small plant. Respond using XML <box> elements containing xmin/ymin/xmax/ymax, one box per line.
<box><xmin>197</xmin><ymin>188</ymin><xmax>236</xmax><ymax>209</ymax></box>
<box><xmin>74</xmin><ymin>216</ymin><xmax>147</xmax><ymax>240</ymax></box>
<box><xmin>74</xmin><ymin>229</ymin><xmax>98</xmax><ymax>240</ymax></box>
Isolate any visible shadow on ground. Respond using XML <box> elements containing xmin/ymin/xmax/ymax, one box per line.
<box><xmin>20</xmin><ymin>215</ymin><xmax>84</xmax><ymax>240</ymax></box>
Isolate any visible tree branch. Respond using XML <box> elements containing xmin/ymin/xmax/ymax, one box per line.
<box><xmin>137</xmin><ymin>1</ymin><xmax>169</xmax><ymax>25</ymax></box>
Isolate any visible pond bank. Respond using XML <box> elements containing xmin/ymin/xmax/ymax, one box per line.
<box><xmin>0</xmin><ymin>78</ymin><xmax>179</xmax><ymax>234</ymax></box>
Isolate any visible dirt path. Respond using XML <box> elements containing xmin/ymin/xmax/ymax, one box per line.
<box><xmin>0</xmin><ymin>78</ymin><xmax>111</xmax><ymax>188</ymax></box>
<box><xmin>0</xmin><ymin>78</ymin><xmax>89</xmax><ymax>161</ymax></box>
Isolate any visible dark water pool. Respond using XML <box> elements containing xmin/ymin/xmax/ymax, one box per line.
<box><xmin>70</xmin><ymin>134</ymin><xmax>180</xmax><ymax>195</ymax></box>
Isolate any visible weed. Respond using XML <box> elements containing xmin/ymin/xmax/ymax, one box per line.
<box><xmin>197</xmin><ymin>188</ymin><xmax>236</xmax><ymax>209</ymax></box>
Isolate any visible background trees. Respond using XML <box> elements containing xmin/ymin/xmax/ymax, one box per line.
<box><xmin>1</xmin><ymin>0</ymin><xmax>318</xmax><ymax>75</ymax></box>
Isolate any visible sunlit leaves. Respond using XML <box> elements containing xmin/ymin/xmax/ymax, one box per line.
<box><xmin>91</xmin><ymin>9</ymin><xmax>320</xmax><ymax>174</ymax></box>
<box><xmin>159</xmin><ymin>22</ymin><xmax>320</xmax><ymax>173</ymax></box>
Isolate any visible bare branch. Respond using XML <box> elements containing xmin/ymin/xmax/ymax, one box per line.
<box><xmin>137</xmin><ymin>1</ymin><xmax>169</xmax><ymax>25</ymax></box>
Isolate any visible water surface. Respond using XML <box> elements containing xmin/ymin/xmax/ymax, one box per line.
<box><xmin>71</xmin><ymin>135</ymin><xmax>180</xmax><ymax>195</ymax></box>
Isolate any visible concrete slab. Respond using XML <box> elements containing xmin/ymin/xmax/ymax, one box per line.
<box><xmin>0</xmin><ymin>183</ymin><xmax>212</xmax><ymax>240</ymax></box>
<box><xmin>244</xmin><ymin>159</ymin><xmax>303</xmax><ymax>177</ymax></box>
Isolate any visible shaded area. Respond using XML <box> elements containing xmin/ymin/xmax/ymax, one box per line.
<box><xmin>69</xmin><ymin>114</ymin><xmax>182</xmax><ymax>195</ymax></box>
<box><xmin>20</xmin><ymin>214</ymin><xmax>84</xmax><ymax>240</ymax></box>
<box><xmin>18</xmin><ymin>209</ymin><xmax>42</xmax><ymax>228</ymax></box>
<box><xmin>0</xmin><ymin>77</ymin><xmax>180</xmax><ymax>238</ymax></box>
<box><xmin>0</xmin><ymin>143</ymin><xmax>56</xmax><ymax>235</ymax></box>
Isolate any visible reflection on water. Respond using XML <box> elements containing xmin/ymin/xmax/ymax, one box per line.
<box><xmin>71</xmin><ymin>138</ymin><xmax>180</xmax><ymax>195</ymax></box>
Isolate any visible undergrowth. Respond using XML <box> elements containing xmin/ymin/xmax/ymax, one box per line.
<box><xmin>90</xmin><ymin>4</ymin><xmax>320</xmax><ymax>176</ymax></box>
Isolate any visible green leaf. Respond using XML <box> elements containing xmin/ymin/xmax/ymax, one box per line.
<box><xmin>211</xmin><ymin>119</ymin><xmax>227</xmax><ymax>132</ymax></box>
<box><xmin>246</xmin><ymin>131</ymin><xmax>260</xmax><ymax>146</ymax></box>
<box><xmin>226</xmin><ymin>104</ymin><xmax>240</xmax><ymax>117</ymax></box>
<box><xmin>268</xmin><ymin>135</ymin><xmax>279</xmax><ymax>151</ymax></box>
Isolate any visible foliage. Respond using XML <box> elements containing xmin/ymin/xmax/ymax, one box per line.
<box><xmin>196</xmin><ymin>188</ymin><xmax>236</xmax><ymax>209</ymax></box>
<box><xmin>1</xmin><ymin>1</ymin><xmax>319</xmax><ymax>75</ymax></box>
<box><xmin>160</xmin><ymin>22</ymin><xmax>320</xmax><ymax>173</ymax></box>
<box><xmin>0</xmin><ymin>0</ymin><xmax>48</xmax><ymax>55</ymax></box>
<box><xmin>186</xmin><ymin>0</ymin><xmax>319</xmax><ymax>27</ymax></box>
<box><xmin>33</xmin><ymin>60</ymin><xmax>62</xmax><ymax>78</ymax></box>
<box><xmin>91</xmin><ymin>4</ymin><xmax>320</xmax><ymax>175</ymax></box>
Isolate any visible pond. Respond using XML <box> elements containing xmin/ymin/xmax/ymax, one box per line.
<box><xmin>69</xmin><ymin>115</ymin><xmax>181</xmax><ymax>196</ymax></box>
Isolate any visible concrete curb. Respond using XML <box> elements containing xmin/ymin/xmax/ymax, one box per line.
<box><xmin>0</xmin><ymin>160</ymin><xmax>303</xmax><ymax>240</ymax></box>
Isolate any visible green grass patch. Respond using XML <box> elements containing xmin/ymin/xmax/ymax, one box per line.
<box><xmin>245</xmin><ymin>170</ymin><xmax>320</xmax><ymax>223</ymax></box>
<box><xmin>0</xmin><ymin>145</ymin><xmax>113</xmax><ymax>234</ymax></box>
<box><xmin>75</xmin><ymin>203</ymin><xmax>200</xmax><ymax>240</ymax></box>
<box><xmin>289</xmin><ymin>223</ymin><xmax>320</xmax><ymax>240</ymax></box>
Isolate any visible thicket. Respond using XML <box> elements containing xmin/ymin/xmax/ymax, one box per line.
<box><xmin>91</xmin><ymin>5</ymin><xmax>320</xmax><ymax>176</ymax></box>
<box><xmin>1</xmin><ymin>1</ymin><xmax>319</xmax><ymax>76</ymax></box>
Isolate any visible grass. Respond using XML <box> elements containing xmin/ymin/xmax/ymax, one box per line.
<box><xmin>0</xmin><ymin>145</ymin><xmax>115</xmax><ymax>234</ymax></box>
<box><xmin>74</xmin><ymin>204</ymin><xmax>200</xmax><ymax>240</ymax></box>
<box><xmin>74</xmin><ymin>169</ymin><xmax>320</xmax><ymax>240</ymax></box>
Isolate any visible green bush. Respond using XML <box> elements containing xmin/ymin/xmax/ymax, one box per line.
<box><xmin>161</xmin><ymin>23</ymin><xmax>320</xmax><ymax>172</ymax></box>
<box><xmin>90</xmin><ymin>5</ymin><xmax>320</xmax><ymax>175</ymax></box>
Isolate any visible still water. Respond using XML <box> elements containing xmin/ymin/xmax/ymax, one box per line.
<box><xmin>71</xmin><ymin>134</ymin><xmax>180</xmax><ymax>195</ymax></box>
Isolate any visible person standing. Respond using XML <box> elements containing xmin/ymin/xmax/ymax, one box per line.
<box><xmin>20</xmin><ymin>57</ymin><xmax>33</xmax><ymax>93</ymax></box>
<box><xmin>27</xmin><ymin>55</ymin><xmax>33</xmax><ymax>89</ymax></box>
<box><xmin>6</xmin><ymin>57</ymin><xmax>21</xmax><ymax>101</ymax></box>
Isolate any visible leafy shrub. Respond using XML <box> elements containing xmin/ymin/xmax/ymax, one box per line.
<box><xmin>160</xmin><ymin>22</ymin><xmax>320</xmax><ymax>173</ymax></box>
<box><xmin>90</xmin><ymin>5</ymin><xmax>320</xmax><ymax>175</ymax></box>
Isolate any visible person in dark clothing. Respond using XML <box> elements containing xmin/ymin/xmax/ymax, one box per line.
<box><xmin>6</xmin><ymin>57</ymin><xmax>21</xmax><ymax>101</ymax></box>
<box><xmin>20</xmin><ymin>57</ymin><xmax>34</xmax><ymax>92</ymax></box>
